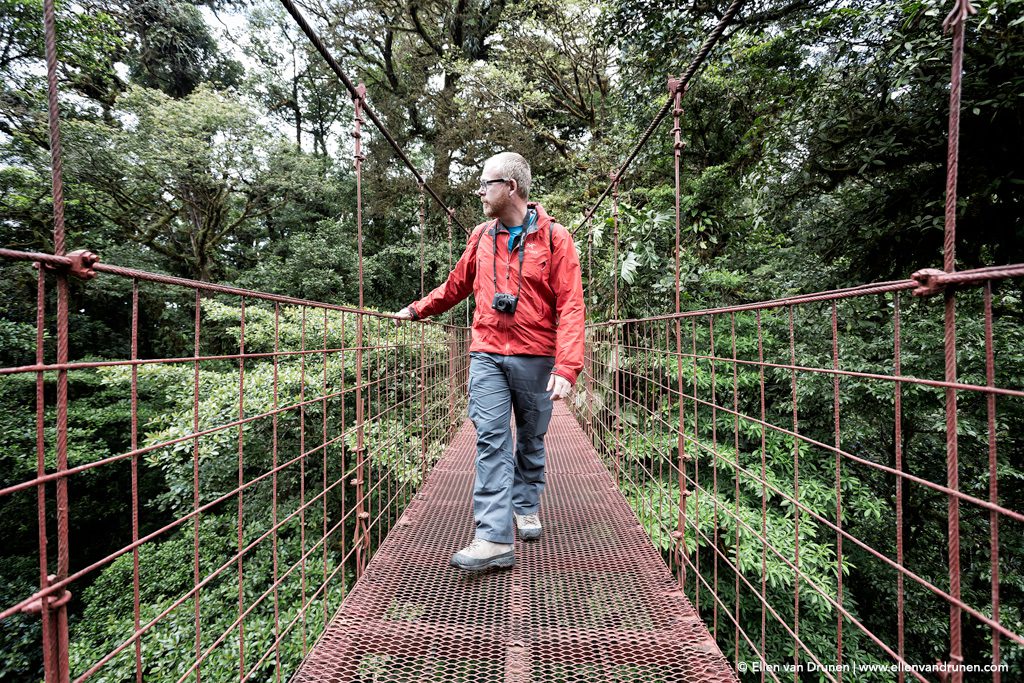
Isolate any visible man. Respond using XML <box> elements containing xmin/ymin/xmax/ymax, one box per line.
<box><xmin>395</xmin><ymin>152</ymin><xmax>585</xmax><ymax>571</ymax></box>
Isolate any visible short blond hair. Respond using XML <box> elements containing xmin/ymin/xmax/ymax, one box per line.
<box><xmin>487</xmin><ymin>152</ymin><xmax>531</xmax><ymax>200</ymax></box>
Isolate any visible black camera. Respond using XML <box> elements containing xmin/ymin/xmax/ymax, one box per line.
<box><xmin>491</xmin><ymin>292</ymin><xmax>519</xmax><ymax>315</ymax></box>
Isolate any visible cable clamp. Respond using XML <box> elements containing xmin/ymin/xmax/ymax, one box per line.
<box><xmin>911</xmin><ymin>268</ymin><xmax>947</xmax><ymax>297</ymax></box>
<box><xmin>20</xmin><ymin>576</ymin><xmax>72</xmax><ymax>614</ymax></box>
<box><xmin>40</xmin><ymin>249</ymin><xmax>100</xmax><ymax>280</ymax></box>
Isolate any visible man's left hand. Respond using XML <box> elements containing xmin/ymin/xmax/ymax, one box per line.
<box><xmin>546</xmin><ymin>374</ymin><xmax>571</xmax><ymax>401</ymax></box>
<box><xmin>393</xmin><ymin>307</ymin><xmax>414</xmax><ymax>325</ymax></box>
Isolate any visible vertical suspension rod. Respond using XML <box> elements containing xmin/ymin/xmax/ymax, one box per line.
<box><xmin>41</xmin><ymin>2</ymin><xmax>71</xmax><ymax>679</ymax></box>
<box><xmin>446</xmin><ymin>210</ymin><xmax>458</xmax><ymax>436</ymax></box>
<box><xmin>418</xmin><ymin>184</ymin><xmax>428</xmax><ymax>480</ymax></box>
<box><xmin>940</xmin><ymin>2</ymin><xmax>974</xmax><ymax>677</ymax></box>
<box><xmin>669</xmin><ymin>77</ymin><xmax>690</xmax><ymax>594</ymax></box>
<box><xmin>611</xmin><ymin>174</ymin><xmax>622</xmax><ymax>486</ymax></box>
<box><xmin>353</xmin><ymin>83</ymin><xmax>370</xmax><ymax>578</ymax></box>
<box><xmin>586</xmin><ymin>217</ymin><xmax>595</xmax><ymax>441</ymax></box>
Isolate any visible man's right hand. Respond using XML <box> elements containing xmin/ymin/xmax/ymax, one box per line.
<box><xmin>393</xmin><ymin>307</ymin><xmax>414</xmax><ymax>325</ymax></box>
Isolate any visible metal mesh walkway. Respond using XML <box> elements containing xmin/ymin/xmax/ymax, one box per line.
<box><xmin>293</xmin><ymin>403</ymin><xmax>737</xmax><ymax>682</ymax></box>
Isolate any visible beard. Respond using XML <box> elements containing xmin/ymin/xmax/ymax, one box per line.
<box><xmin>482</xmin><ymin>194</ymin><xmax>505</xmax><ymax>218</ymax></box>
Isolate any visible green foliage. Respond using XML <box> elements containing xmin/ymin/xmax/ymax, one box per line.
<box><xmin>0</xmin><ymin>318</ymin><xmax>39</xmax><ymax>362</ymax></box>
<box><xmin>67</xmin><ymin>513</ymin><xmax>344</xmax><ymax>682</ymax></box>
<box><xmin>0</xmin><ymin>0</ymin><xmax>126</xmax><ymax>145</ymax></box>
<box><xmin>0</xmin><ymin>365</ymin><xmax>156</xmax><ymax>680</ymax></box>
<box><xmin>126</xmin><ymin>0</ymin><xmax>242</xmax><ymax>98</ymax></box>
<box><xmin>64</xmin><ymin>85</ymin><xmax>320</xmax><ymax>281</ymax></box>
<box><xmin>0</xmin><ymin>296</ymin><xmax>463</xmax><ymax>679</ymax></box>
<box><xmin>2</xmin><ymin>0</ymin><xmax>1023</xmax><ymax>678</ymax></box>
<box><xmin>581</xmin><ymin>287</ymin><xmax>1024</xmax><ymax>675</ymax></box>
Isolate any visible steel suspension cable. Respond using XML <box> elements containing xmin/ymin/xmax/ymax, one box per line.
<box><xmin>41</xmin><ymin>1</ymin><xmax>72</xmax><ymax>680</ymax></box>
<box><xmin>276</xmin><ymin>0</ymin><xmax>468</xmax><ymax>235</ymax></box>
<box><xmin>571</xmin><ymin>0</ymin><xmax>747</xmax><ymax>237</ymax></box>
<box><xmin>939</xmin><ymin>2</ymin><xmax>976</xmax><ymax>678</ymax></box>
<box><xmin>669</xmin><ymin>79</ymin><xmax>690</xmax><ymax>599</ymax></box>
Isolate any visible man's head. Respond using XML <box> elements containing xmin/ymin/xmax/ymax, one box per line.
<box><xmin>477</xmin><ymin>152</ymin><xmax>530</xmax><ymax>220</ymax></box>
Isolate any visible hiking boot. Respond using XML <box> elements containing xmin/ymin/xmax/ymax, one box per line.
<box><xmin>450</xmin><ymin>539</ymin><xmax>515</xmax><ymax>572</ymax></box>
<box><xmin>514</xmin><ymin>512</ymin><xmax>543</xmax><ymax>541</ymax></box>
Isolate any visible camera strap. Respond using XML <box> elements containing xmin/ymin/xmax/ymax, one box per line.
<box><xmin>492</xmin><ymin>222</ymin><xmax>526</xmax><ymax>302</ymax></box>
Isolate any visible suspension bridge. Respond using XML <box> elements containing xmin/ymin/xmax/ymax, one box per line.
<box><xmin>1</xmin><ymin>0</ymin><xmax>1021</xmax><ymax>682</ymax></box>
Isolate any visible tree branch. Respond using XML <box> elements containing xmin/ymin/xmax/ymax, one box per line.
<box><xmin>409</xmin><ymin>1</ymin><xmax>443</xmax><ymax>57</ymax></box>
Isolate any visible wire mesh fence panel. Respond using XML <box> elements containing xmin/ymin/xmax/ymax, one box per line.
<box><xmin>0</xmin><ymin>262</ymin><xmax>469</xmax><ymax>682</ymax></box>
<box><xmin>571</xmin><ymin>277</ymin><xmax>1024</xmax><ymax>682</ymax></box>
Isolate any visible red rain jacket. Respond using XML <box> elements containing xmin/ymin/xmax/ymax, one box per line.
<box><xmin>408</xmin><ymin>202</ymin><xmax>586</xmax><ymax>384</ymax></box>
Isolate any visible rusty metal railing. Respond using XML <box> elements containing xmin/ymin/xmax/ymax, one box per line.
<box><xmin>568</xmin><ymin>1</ymin><xmax>1022</xmax><ymax>680</ymax></box>
<box><xmin>0</xmin><ymin>257</ymin><xmax>470</xmax><ymax>683</ymax></box>
<box><xmin>5</xmin><ymin>0</ymin><xmax>1020</xmax><ymax>681</ymax></box>
<box><xmin>573</xmin><ymin>268</ymin><xmax>1023</xmax><ymax>681</ymax></box>
<box><xmin>0</xmin><ymin>2</ymin><xmax>471</xmax><ymax>682</ymax></box>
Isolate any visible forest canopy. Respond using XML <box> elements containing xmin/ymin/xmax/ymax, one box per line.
<box><xmin>1</xmin><ymin>0</ymin><xmax>1022</xmax><ymax>680</ymax></box>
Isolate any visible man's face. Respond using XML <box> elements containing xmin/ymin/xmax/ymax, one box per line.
<box><xmin>477</xmin><ymin>160</ymin><xmax>510</xmax><ymax>218</ymax></box>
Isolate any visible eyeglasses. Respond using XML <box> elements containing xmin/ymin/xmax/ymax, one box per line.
<box><xmin>477</xmin><ymin>178</ymin><xmax>509</xmax><ymax>193</ymax></box>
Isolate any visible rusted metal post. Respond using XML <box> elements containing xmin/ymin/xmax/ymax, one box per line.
<box><xmin>708</xmin><ymin>315</ymin><xmax>719</xmax><ymax>639</ymax></box>
<box><xmin>831</xmin><ymin>301</ymin><xmax>844</xmax><ymax>679</ymax></box>
<box><xmin>789</xmin><ymin>306</ymin><xmax>801</xmax><ymax>680</ymax></box>
<box><xmin>611</xmin><ymin>172</ymin><xmax>622</xmax><ymax>486</ymax></box>
<box><xmin>338</xmin><ymin>310</ymin><xmax>348</xmax><ymax>592</ymax></box>
<box><xmin>272</xmin><ymin>303</ymin><xmax>282</xmax><ymax>681</ymax></box>
<box><xmin>586</xmin><ymin>216</ymin><xmax>595</xmax><ymax>443</ymax></box>
<box><xmin>690</xmin><ymin>318</ymin><xmax>700</xmax><ymax>615</ymax></box>
<box><xmin>299</xmin><ymin>307</ymin><xmax>308</xmax><ymax>652</ymax></box>
<box><xmin>418</xmin><ymin>183</ymin><xmax>428</xmax><ymax>480</ymax></box>
<box><xmin>321</xmin><ymin>308</ymin><xmax>329</xmax><ymax>625</ymax></box>
<box><xmin>893</xmin><ymin>294</ymin><xmax>905</xmax><ymax>683</ymax></box>
<box><xmin>445</xmin><ymin>209</ymin><xmax>458</xmax><ymax>438</ymax></box>
<box><xmin>41</xmin><ymin>0</ymin><xmax>71</xmax><ymax>679</ymax></box>
<box><xmin>352</xmin><ymin>83</ymin><xmax>370</xmax><ymax>578</ymax></box>
<box><xmin>984</xmin><ymin>283</ymin><xmax>1000</xmax><ymax>682</ymax></box>
<box><xmin>130</xmin><ymin>281</ymin><xmax>142</xmax><ymax>681</ymax></box>
<box><xmin>33</xmin><ymin>268</ymin><xmax>55</xmax><ymax>682</ymax></box>
<box><xmin>730</xmin><ymin>312</ymin><xmax>741</xmax><ymax>668</ymax></box>
<box><xmin>237</xmin><ymin>298</ymin><xmax>248</xmax><ymax>673</ymax></box>
<box><xmin>756</xmin><ymin>310</ymin><xmax>768</xmax><ymax>677</ymax></box>
<box><xmin>669</xmin><ymin>76</ymin><xmax>691</xmax><ymax>593</ymax></box>
<box><xmin>939</xmin><ymin>3</ymin><xmax>974</xmax><ymax>678</ymax></box>
<box><xmin>192</xmin><ymin>291</ymin><xmax>202</xmax><ymax>683</ymax></box>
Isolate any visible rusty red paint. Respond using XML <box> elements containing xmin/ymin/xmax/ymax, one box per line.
<box><xmin>894</xmin><ymin>293</ymin><xmax>905</xmax><ymax>683</ymax></box>
<box><xmin>193</xmin><ymin>289</ymin><xmax>202</xmax><ymax>683</ymax></box>
<box><xmin>756</xmin><ymin>310</ymin><xmax>767</xmax><ymax>683</ymax></box>
<box><xmin>292</xmin><ymin>409</ymin><xmax>737</xmax><ymax>683</ymax></box>
<box><xmin>130</xmin><ymin>282</ymin><xmax>142</xmax><ymax>683</ymax></box>
<box><xmin>273</xmin><ymin>303</ymin><xmax>282</xmax><ymax>682</ymax></box>
<box><xmin>4</xmin><ymin>0</ymin><xmax>1021</xmax><ymax>681</ymax></box>
<box><xmin>984</xmin><ymin>284</ymin><xmax>1000</xmax><ymax>682</ymax></box>
<box><xmin>4</xmin><ymin>244</ymin><xmax>1021</xmax><ymax>679</ymax></box>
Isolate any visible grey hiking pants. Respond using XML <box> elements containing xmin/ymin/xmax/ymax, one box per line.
<box><xmin>467</xmin><ymin>351</ymin><xmax>555</xmax><ymax>544</ymax></box>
